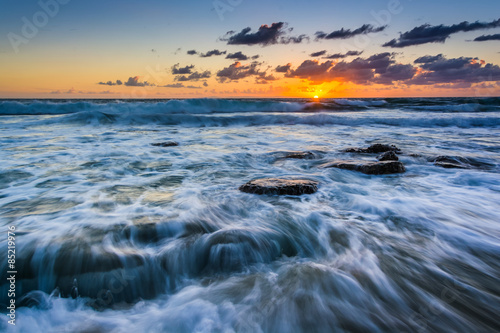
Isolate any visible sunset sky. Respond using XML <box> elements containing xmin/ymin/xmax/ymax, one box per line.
<box><xmin>1</xmin><ymin>0</ymin><xmax>499</xmax><ymax>98</ymax></box>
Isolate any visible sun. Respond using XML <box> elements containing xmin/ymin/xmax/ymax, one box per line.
<box><xmin>313</xmin><ymin>95</ymin><xmax>319</xmax><ymax>99</ymax></box>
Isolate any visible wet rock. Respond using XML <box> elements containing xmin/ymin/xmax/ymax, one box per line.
<box><xmin>282</xmin><ymin>151</ymin><xmax>316</xmax><ymax>159</ymax></box>
<box><xmin>239</xmin><ymin>178</ymin><xmax>319</xmax><ymax>195</ymax></box>
<box><xmin>320</xmin><ymin>160</ymin><xmax>406</xmax><ymax>175</ymax></box>
<box><xmin>429</xmin><ymin>156</ymin><xmax>494</xmax><ymax>170</ymax></box>
<box><xmin>151</xmin><ymin>141</ymin><xmax>179</xmax><ymax>147</ymax></box>
<box><xmin>343</xmin><ymin>144</ymin><xmax>401</xmax><ymax>154</ymax></box>
<box><xmin>378</xmin><ymin>151</ymin><xmax>399</xmax><ymax>161</ymax></box>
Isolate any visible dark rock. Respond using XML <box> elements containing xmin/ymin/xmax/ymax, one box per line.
<box><xmin>343</xmin><ymin>144</ymin><xmax>401</xmax><ymax>154</ymax></box>
<box><xmin>429</xmin><ymin>155</ymin><xmax>494</xmax><ymax>170</ymax></box>
<box><xmin>378</xmin><ymin>151</ymin><xmax>399</xmax><ymax>161</ymax></box>
<box><xmin>239</xmin><ymin>178</ymin><xmax>319</xmax><ymax>195</ymax></box>
<box><xmin>282</xmin><ymin>151</ymin><xmax>316</xmax><ymax>159</ymax></box>
<box><xmin>151</xmin><ymin>141</ymin><xmax>179</xmax><ymax>147</ymax></box>
<box><xmin>320</xmin><ymin>160</ymin><xmax>406</xmax><ymax>175</ymax></box>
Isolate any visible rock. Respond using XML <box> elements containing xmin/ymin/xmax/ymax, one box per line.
<box><xmin>429</xmin><ymin>156</ymin><xmax>494</xmax><ymax>170</ymax></box>
<box><xmin>343</xmin><ymin>144</ymin><xmax>401</xmax><ymax>154</ymax></box>
<box><xmin>282</xmin><ymin>151</ymin><xmax>316</xmax><ymax>159</ymax></box>
<box><xmin>151</xmin><ymin>141</ymin><xmax>179</xmax><ymax>147</ymax></box>
<box><xmin>378</xmin><ymin>151</ymin><xmax>399</xmax><ymax>161</ymax></box>
<box><xmin>320</xmin><ymin>160</ymin><xmax>405</xmax><ymax>175</ymax></box>
<box><xmin>239</xmin><ymin>178</ymin><xmax>319</xmax><ymax>195</ymax></box>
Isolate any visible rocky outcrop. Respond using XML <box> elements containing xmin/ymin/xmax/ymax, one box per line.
<box><xmin>239</xmin><ymin>178</ymin><xmax>319</xmax><ymax>195</ymax></box>
<box><xmin>343</xmin><ymin>144</ymin><xmax>401</xmax><ymax>154</ymax></box>
<box><xmin>320</xmin><ymin>160</ymin><xmax>406</xmax><ymax>175</ymax></box>
<box><xmin>151</xmin><ymin>141</ymin><xmax>179</xmax><ymax>147</ymax></box>
<box><xmin>378</xmin><ymin>151</ymin><xmax>399</xmax><ymax>161</ymax></box>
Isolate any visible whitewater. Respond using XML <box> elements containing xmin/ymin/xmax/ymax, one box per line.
<box><xmin>0</xmin><ymin>98</ymin><xmax>499</xmax><ymax>332</ymax></box>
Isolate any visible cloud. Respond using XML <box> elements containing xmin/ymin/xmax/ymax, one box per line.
<box><xmin>200</xmin><ymin>49</ymin><xmax>226</xmax><ymax>57</ymax></box>
<box><xmin>221</xmin><ymin>22</ymin><xmax>308</xmax><ymax>46</ymax></box>
<box><xmin>409</xmin><ymin>54</ymin><xmax>500</xmax><ymax>85</ymax></box>
<box><xmin>203</xmin><ymin>82</ymin><xmax>208</xmax><ymax>87</ymax></box>
<box><xmin>286</xmin><ymin>53</ymin><xmax>416</xmax><ymax>85</ymax></box>
<box><xmin>98</xmin><ymin>80</ymin><xmax>123</xmax><ymax>86</ymax></box>
<box><xmin>172</xmin><ymin>64</ymin><xmax>195</xmax><ymax>74</ymax></box>
<box><xmin>175</xmin><ymin>71</ymin><xmax>211</xmax><ymax>81</ymax></box>
<box><xmin>474</xmin><ymin>34</ymin><xmax>500</xmax><ymax>41</ymax></box>
<box><xmin>226</xmin><ymin>51</ymin><xmax>250</xmax><ymax>60</ymax></box>
<box><xmin>124</xmin><ymin>76</ymin><xmax>155</xmax><ymax>87</ymax></box>
<box><xmin>187</xmin><ymin>50</ymin><xmax>198</xmax><ymax>55</ymax></box>
<box><xmin>315</xmin><ymin>24</ymin><xmax>386</xmax><ymax>40</ymax></box>
<box><xmin>216</xmin><ymin>61</ymin><xmax>275</xmax><ymax>83</ymax></box>
<box><xmin>324</xmin><ymin>50</ymin><xmax>363</xmax><ymax>59</ymax></box>
<box><xmin>383</xmin><ymin>18</ymin><xmax>500</xmax><ymax>47</ymax></box>
<box><xmin>275</xmin><ymin>63</ymin><xmax>292</xmax><ymax>73</ymax></box>
<box><xmin>310</xmin><ymin>50</ymin><xmax>327</xmax><ymax>57</ymax></box>
<box><xmin>160</xmin><ymin>83</ymin><xmax>202</xmax><ymax>89</ymax></box>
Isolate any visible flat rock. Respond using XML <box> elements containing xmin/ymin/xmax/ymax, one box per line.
<box><xmin>378</xmin><ymin>151</ymin><xmax>399</xmax><ymax>161</ymax></box>
<box><xmin>151</xmin><ymin>141</ymin><xmax>179</xmax><ymax>147</ymax></box>
<box><xmin>239</xmin><ymin>178</ymin><xmax>319</xmax><ymax>195</ymax></box>
<box><xmin>320</xmin><ymin>160</ymin><xmax>406</xmax><ymax>175</ymax></box>
<box><xmin>343</xmin><ymin>144</ymin><xmax>401</xmax><ymax>154</ymax></box>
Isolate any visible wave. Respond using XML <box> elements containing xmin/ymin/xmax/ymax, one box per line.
<box><xmin>1</xmin><ymin>97</ymin><xmax>499</xmax><ymax>116</ymax></box>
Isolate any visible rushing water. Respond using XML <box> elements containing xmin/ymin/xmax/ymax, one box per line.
<box><xmin>0</xmin><ymin>98</ymin><xmax>499</xmax><ymax>332</ymax></box>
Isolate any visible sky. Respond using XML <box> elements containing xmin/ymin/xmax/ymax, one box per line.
<box><xmin>0</xmin><ymin>0</ymin><xmax>499</xmax><ymax>98</ymax></box>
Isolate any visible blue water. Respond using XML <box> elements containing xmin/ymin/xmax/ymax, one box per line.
<box><xmin>0</xmin><ymin>98</ymin><xmax>499</xmax><ymax>332</ymax></box>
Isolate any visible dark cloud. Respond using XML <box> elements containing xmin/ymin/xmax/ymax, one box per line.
<box><xmin>171</xmin><ymin>64</ymin><xmax>195</xmax><ymax>75</ymax></box>
<box><xmin>383</xmin><ymin>19</ymin><xmax>500</xmax><ymax>47</ymax></box>
<box><xmin>474</xmin><ymin>34</ymin><xmax>500</xmax><ymax>41</ymax></box>
<box><xmin>187</xmin><ymin>50</ymin><xmax>198</xmax><ymax>55</ymax></box>
<box><xmin>175</xmin><ymin>71</ymin><xmax>211</xmax><ymax>81</ymax></box>
<box><xmin>286</xmin><ymin>53</ymin><xmax>416</xmax><ymax>85</ymax></box>
<box><xmin>200</xmin><ymin>49</ymin><xmax>226</xmax><ymax>57</ymax></box>
<box><xmin>310</xmin><ymin>50</ymin><xmax>327</xmax><ymax>57</ymax></box>
<box><xmin>409</xmin><ymin>55</ymin><xmax>500</xmax><ymax>85</ymax></box>
<box><xmin>98</xmin><ymin>80</ymin><xmax>123</xmax><ymax>86</ymax></box>
<box><xmin>203</xmin><ymin>82</ymin><xmax>209</xmax><ymax>87</ymax></box>
<box><xmin>226</xmin><ymin>51</ymin><xmax>250</xmax><ymax>61</ymax></box>
<box><xmin>324</xmin><ymin>50</ymin><xmax>363</xmax><ymax>59</ymax></box>
<box><xmin>124</xmin><ymin>76</ymin><xmax>155</xmax><ymax>87</ymax></box>
<box><xmin>221</xmin><ymin>22</ymin><xmax>308</xmax><ymax>46</ymax></box>
<box><xmin>216</xmin><ymin>61</ymin><xmax>275</xmax><ymax>83</ymax></box>
<box><xmin>315</xmin><ymin>24</ymin><xmax>386</xmax><ymax>40</ymax></box>
<box><xmin>275</xmin><ymin>63</ymin><xmax>292</xmax><ymax>73</ymax></box>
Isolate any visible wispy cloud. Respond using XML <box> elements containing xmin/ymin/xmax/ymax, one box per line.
<box><xmin>473</xmin><ymin>33</ymin><xmax>500</xmax><ymax>41</ymax></box>
<box><xmin>323</xmin><ymin>51</ymin><xmax>363</xmax><ymax>59</ymax></box>
<box><xmin>221</xmin><ymin>22</ymin><xmax>308</xmax><ymax>46</ymax></box>
<box><xmin>315</xmin><ymin>24</ymin><xmax>386</xmax><ymax>40</ymax></box>
<box><xmin>383</xmin><ymin>19</ymin><xmax>500</xmax><ymax>47</ymax></box>
<box><xmin>217</xmin><ymin>61</ymin><xmax>275</xmax><ymax>83</ymax></box>
<box><xmin>310</xmin><ymin>50</ymin><xmax>327</xmax><ymax>57</ymax></box>
<box><xmin>200</xmin><ymin>49</ymin><xmax>226</xmax><ymax>57</ymax></box>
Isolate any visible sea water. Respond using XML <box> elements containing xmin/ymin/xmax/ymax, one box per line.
<box><xmin>0</xmin><ymin>98</ymin><xmax>499</xmax><ymax>332</ymax></box>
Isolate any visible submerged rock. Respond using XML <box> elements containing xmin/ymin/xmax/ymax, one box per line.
<box><xmin>151</xmin><ymin>141</ymin><xmax>179</xmax><ymax>147</ymax></box>
<box><xmin>239</xmin><ymin>178</ymin><xmax>319</xmax><ymax>195</ymax></box>
<box><xmin>343</xmin><ymin>144</ymin><xmax>401</xmax><ymax>154</ymax></box>
<box><xmin>429</xmin><ymin>155</ymin><xmax>495</xmax><ymax>170</ymax></box>
<box><xmin>282</xmin><ymin>151</ymin><xmax>316</xmax><ymax>159</ymax></box>
<box><xmin>320</xmin><ymin>160</ymin><xmax>406</xmax><ymax>175</ymax></box>
<box><xmin>378</xmin><ymin>151</ymin><xmax>399</xmax><ymax>161</ymax></box>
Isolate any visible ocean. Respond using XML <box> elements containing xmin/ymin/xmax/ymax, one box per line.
<box><xmin>0</xmin><ymin>98</ymin><xmax>499</xmax><ymax>332</ymax></box>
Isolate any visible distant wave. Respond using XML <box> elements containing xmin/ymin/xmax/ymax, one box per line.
<box><xmin>1</xmin><ymin>98</ymin><xmax>499</xmax><ymax>116</ymax></box>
